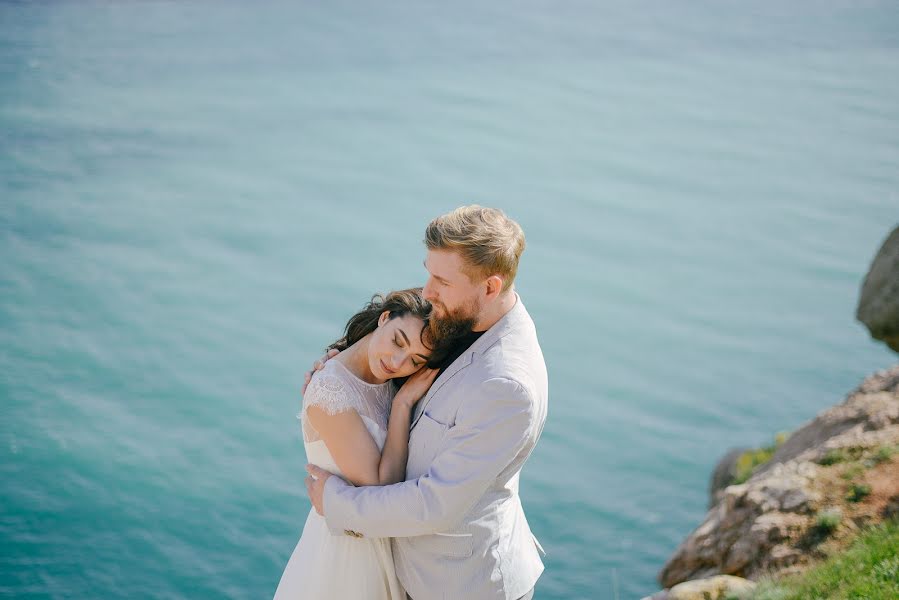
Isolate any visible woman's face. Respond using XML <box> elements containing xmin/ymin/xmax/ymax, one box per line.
<box><xmin>368</xmin><ymin>312</ymin><xmax>432</xmax><ymax>380</ymax></box>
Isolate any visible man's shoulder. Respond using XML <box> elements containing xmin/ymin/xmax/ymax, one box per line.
<box><xmin>468</xmin><ymin>328</ymin><xmax>544</xmax><ymax>389</ymax></box>
<box><xmin>450</xmin><ymin>296</ymin><xmax>546</xmax><ymax>395</ymax></box>
<box><xmin>481</xmin><ymin>309</ymin><xmax>542</xmax><ymax>359</ymax></box>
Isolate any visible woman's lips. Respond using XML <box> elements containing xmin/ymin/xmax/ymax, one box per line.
<box><xmin>380</xmin><ymin>359</ymin><xmax>397</xmax><ymax>375</ymax></box>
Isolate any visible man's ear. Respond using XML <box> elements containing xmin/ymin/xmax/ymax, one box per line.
<box><xmin>378</xmin><ymin>310</ymin><xmax>391</xmax><ymax>326</ymax></box>
<box><xmin>485</xmin><ymin>275</ymin><xmax>504</xmax><ymax>299</ymax></box>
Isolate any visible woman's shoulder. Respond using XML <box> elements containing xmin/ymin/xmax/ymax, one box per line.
<box><xmin>310</xmin><ymin>358</ymin><xmax>350</xmax><ymax>385</ymax></box>
<box><xmin>304</xmin><ymin>361</ymin><xmax>362</xmax><ymax>415</ymax></box>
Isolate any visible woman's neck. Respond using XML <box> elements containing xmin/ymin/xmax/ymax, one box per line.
<box><xmin>339</xmin><ymin>334</ymin><xmax>385</xmax><ymax>385</ymax></box>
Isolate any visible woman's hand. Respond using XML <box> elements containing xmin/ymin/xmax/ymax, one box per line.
<box><xmin>394</xmin><ymin>368</ymin><xmax>439</xmax><ymax>411</ymax></box>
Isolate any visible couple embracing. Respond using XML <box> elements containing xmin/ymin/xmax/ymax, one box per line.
<box><xmin>274</xmin><ymin>206</ymin><xmax>548</xmax><ymax>600</ymax></box>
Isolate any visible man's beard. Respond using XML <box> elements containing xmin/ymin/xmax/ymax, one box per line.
<box><xmin>430</xmin><ymin>296</ymin><xmax>479</xmax><ymax>341</ymax></box>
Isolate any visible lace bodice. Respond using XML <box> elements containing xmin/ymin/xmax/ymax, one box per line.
<box><xmin>298</xmin><ymin>359</ymin><xmax>394</xmax><ymax>445</ymax></box>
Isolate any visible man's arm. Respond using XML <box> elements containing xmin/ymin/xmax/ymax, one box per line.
<box><xmin>320</xmin><ymin>376</ymin><xmax>536</xmax><ymax>538</ymax></box>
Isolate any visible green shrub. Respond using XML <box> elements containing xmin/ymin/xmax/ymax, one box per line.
<box><xmin>841</xmin><ymin>463</ymin><xmax>865</xmax><ymax>480</ymax></box>
<box><xmin>847</xmin><ymin>483</ymin><xmax>872</xmax><ymax>503</ymax></box>
<box><xmin>818</xmin><ymin>448</ymin><xmax>848</xmax><ymax>466</ymax></box>
<box><xmin>814</xmin><ymin>508</ymin><xmax>842</xmax><ymax>534</ymax></box>
<box><xmin>869</xmin><ymin>445</ymin><xmax>896</xmax><ymax>466</ymax></box>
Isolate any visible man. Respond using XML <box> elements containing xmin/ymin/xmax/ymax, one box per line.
<box><xmin>304</xmin><ymin>205</ymin><xmax>548</xmax><ymax>600</ymax></box>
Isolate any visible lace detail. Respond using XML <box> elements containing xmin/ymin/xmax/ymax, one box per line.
<box><xmin>304</xmin><ymin>373</ymin><xmax>362</xmax><ymax>417</ymax></box>
<box><xmin>298</xmin><ymin>359</ymin><xmax>394</xmax><ymax>444</ymax></box>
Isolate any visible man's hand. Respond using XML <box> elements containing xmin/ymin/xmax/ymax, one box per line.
<box><xmin>305</xmin><ymin>464</ymin><xmax>336</xmax><ymax>516</ymax></box>
<box><xmin>302</xmin><ymin>348</ymin><xmax>340</xmax><ymax>395</ymax></box>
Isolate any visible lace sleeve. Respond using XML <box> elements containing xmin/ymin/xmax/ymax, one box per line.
<box><xmin>303</xmin><ymin>372</ymin><xmax>361</xmax><ymax>417</ymax></box>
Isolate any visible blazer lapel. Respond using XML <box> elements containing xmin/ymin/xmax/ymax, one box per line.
<box><xmin>410</xmin><ymin>294</ymin><xmax>528</xmax><ymax>430</ymax></box>
<box><xmin>411</xmin><ymin>350</ymin><xmax>473</xmax><ymax>429</ymax></box>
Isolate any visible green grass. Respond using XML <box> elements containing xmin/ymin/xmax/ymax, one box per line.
<box><xmin>750</xmin><ymin>519</ymin><xmax>899</xmax><ymax>600</ymax></box>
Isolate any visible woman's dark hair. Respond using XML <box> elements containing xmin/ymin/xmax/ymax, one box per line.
<box><xmin>328</xmin><ymin>288</ymin><xmax>456</xmax><ymax>368</ymax></box>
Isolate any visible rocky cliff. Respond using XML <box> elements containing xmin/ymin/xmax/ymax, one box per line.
<box><xmin>642</xmin><ymin>225</ymin><xmax>899</xmax><ymax>600</ymax></box>
<box><xmin>659</xmin><ymin>366</ymin><xmax>898</xmax><ymax>590</ymax></box>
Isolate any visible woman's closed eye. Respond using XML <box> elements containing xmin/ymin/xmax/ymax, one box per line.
<box><xmin>395</xmin><ymin>331</ymin><xmax>428</xmax><ymax>368</ymax></box>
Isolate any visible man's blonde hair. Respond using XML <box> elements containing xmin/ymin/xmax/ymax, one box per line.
<box><xmin>424</xmin><ymin>205</ymin><xmax>525</xmax><ymax>291</ymax></box>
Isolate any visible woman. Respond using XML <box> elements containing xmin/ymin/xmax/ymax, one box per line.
<box><xmin>273</xmin><ymin>288</ymin><xmax>454</xmax><ymax>600</ymax></box>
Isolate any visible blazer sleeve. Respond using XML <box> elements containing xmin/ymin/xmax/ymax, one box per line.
<box><xmin>322</xmin><ymin>376</ymin><xmax>535</xmax><ymax>538</ymax></box>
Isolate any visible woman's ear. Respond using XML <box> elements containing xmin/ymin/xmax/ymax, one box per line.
<box><xmin>377</xmin><ymin>310</ymin><xmax>391</xmax><ymax>327</ymax></box>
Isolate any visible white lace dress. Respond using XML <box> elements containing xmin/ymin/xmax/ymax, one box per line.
<box><xmin>273</xmin><ymin>359</ymin><xmax>405</xmax><ymax>600</ymax></box>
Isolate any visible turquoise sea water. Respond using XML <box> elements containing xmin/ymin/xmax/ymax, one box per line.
<box><xmin>2</xmin><ymin>2</ymin><xmax>898</xmax><ymax>598</ymax></box>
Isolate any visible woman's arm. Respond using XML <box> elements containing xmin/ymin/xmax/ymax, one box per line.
<box><xmin>306</xmin><ymin>368</ymin><xmax>437</xmax><ymax>487</ymax></box>
<box><xmin>319</xmin><ymin>376</ymin><xmax>539</xmax><ymax>538</ymax></box>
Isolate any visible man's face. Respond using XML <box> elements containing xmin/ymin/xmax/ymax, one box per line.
<box><xmin>422</xmin><ymin>249</ymin><xmax>483</xmax><ymax>325</ymax></box>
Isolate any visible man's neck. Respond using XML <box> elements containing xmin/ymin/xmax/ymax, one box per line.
<box><xmin>472</xmin><ymin>289</ymin><xmax>518</xmax><ymax>332</ymax></box>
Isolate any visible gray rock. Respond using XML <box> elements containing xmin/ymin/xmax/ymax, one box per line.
<box><xmin>708</xmin><ymin>447</ymin><xmax>749</xmax><ymax>508</ymax></box>
<box><xmin>659</xmin><ymin>366</ymin><xmax>899</xmax><ymax>588</ymax></box>
<box><xmin>667</xmin><ymin>575</ymin><xmax>755</xmax><ymax>600</ymax></box>
<box><xmin>857</xmin><ymin>225</ymin><xmax>899</xmax><ymax>353</ymax></box>
<box><xmin>755</xmin><ymin>366</ymin><xmax>899</xmax><ymax>476</ymax></box>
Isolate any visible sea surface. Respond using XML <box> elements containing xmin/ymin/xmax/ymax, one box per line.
<box><xmin>2</xmin><ymin>1</ymin><xmax>898</xmax><ymax>598</ymax></box>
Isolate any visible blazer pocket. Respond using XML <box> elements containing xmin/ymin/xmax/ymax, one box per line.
<box><xmin>411</xmin><ymin>532</ymin><xmax>473</xmax><ymax>559</ymax></box>
<box><xmin>407</xmin><ymin>412</ymin><xmax>449</xmax><ymax>477</ymax></box>
<box><xmin>420</xmin><ymin>410</ymin><xmax>451</xmax><ymax>428</ymax></box>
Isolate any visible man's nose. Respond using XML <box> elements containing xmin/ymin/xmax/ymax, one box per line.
<box><xmin>422</xmin><ymin>279</ymin><xmax>437</xmax><ymax>301</ymax></box>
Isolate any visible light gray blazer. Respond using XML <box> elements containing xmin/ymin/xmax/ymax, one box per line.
<box><xmin>323</xmin><ymin>295</ymin><xmax>549</xmax><ymax>600</ymax></box>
